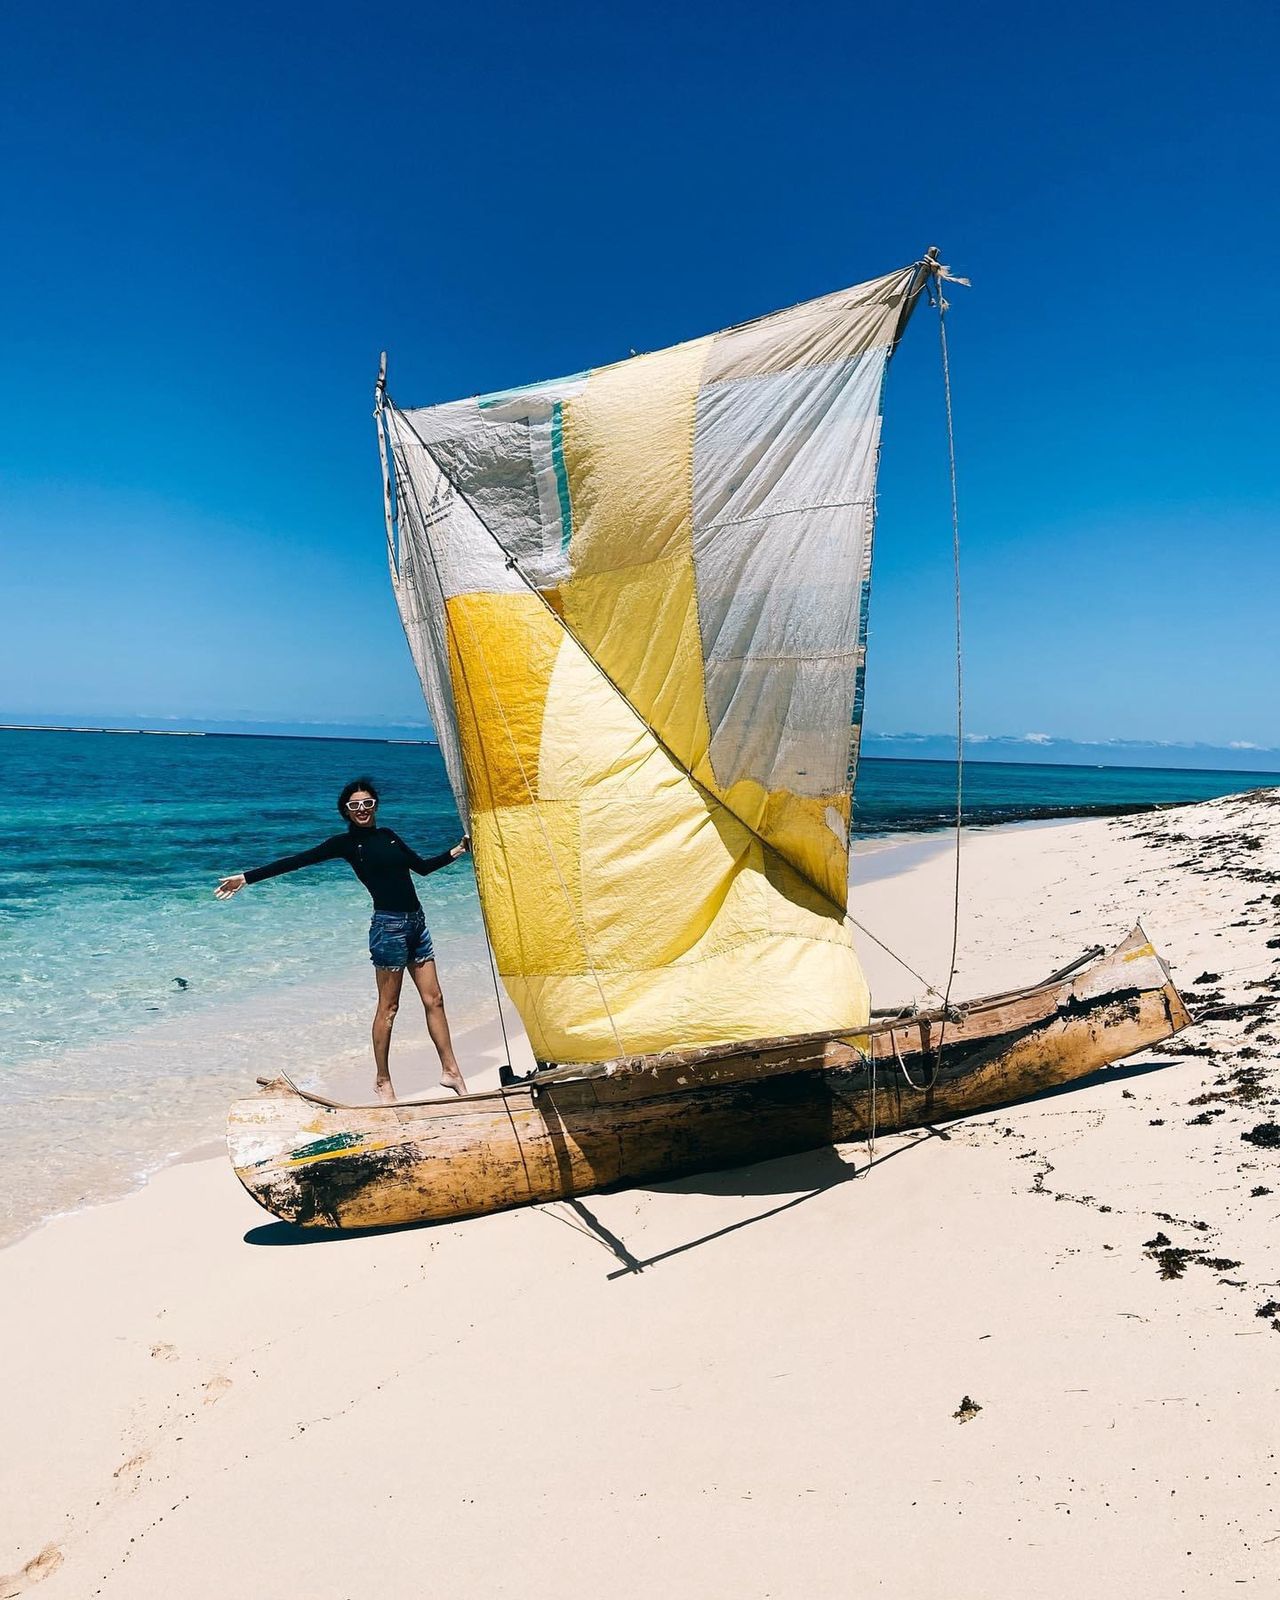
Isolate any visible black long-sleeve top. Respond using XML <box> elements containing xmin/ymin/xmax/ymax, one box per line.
<box><xmin>243</xmin><ymin>825</ymin><xmax>454</xmax><ymax>914</ymax></box>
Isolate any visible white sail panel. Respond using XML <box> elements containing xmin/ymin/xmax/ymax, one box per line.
<box><xmin>691</xmin><ymin>345</ymin><xmax>887</xmax><ymax>799</ymax></box>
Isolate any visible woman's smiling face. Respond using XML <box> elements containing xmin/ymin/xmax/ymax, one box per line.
<box><xmin>345</xmin><ymin>790</ymin><xmax>378</xmax><ymax>828</ymax></box>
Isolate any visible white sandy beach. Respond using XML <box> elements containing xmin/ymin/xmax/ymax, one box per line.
<box><xmin>3</xmin><ymin>794</ymin><xmax>1278</xmax><ymax>1599</ymax></box>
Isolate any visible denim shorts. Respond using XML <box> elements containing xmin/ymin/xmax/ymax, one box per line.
<box><xmin>368</xmin><ymin>909</ymin><xmax>434</xmax><ymax>970</ymax></box>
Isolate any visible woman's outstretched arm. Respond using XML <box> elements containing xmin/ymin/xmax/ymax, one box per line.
<box><xmin>392</xmin><ymin>833</ymin><xmax>470</xmax><ymax>876</ymax></box>
<box><xmin>215</xmin><ymin>835</ymin><xmax>345</xmax><ymax>899</ymax></box>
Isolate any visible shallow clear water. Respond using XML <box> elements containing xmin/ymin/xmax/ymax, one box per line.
<box><xmin>0</xmin><ymin>730</ymin><xmax>484</xmax><ymax>1069</ymax></box>
<box><xmin>1</xmin><ymin>728</ymin><xmax>1277</xmax><ymax>1242</ymax></box>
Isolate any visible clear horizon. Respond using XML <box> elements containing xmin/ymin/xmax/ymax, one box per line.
<box><xmin>4</xmin><ymin>712</ymin><xmax>1278</xmax><ymax>775</ymax></box>
<box><xmin>2</xmin><ymin>1</ymin><xmax>1276</xmax><ymax>746</ymax></box>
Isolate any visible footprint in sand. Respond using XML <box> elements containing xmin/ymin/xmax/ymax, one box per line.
<box><xmin>0</xmin><ymin>1543</ymin><xmax>63</xmax><ymax>1597</ymax></box>
<box><xmin>202</xmin><ymin>1374</ymin><xmax>233</xmax><ymax>1404</ymax></box>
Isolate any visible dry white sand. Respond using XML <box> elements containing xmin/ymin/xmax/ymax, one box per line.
<box><xmin>3</xmin><ymin>794</ymin><xmax>1279</xmax><ymax>1599</ymax></box>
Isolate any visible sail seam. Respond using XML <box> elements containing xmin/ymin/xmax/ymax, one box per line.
<box><xmin>698</xmin><ymin>342</ymin><xmax>897</xmax><ymax>393</ymax></box>
<box><xmin>511</xmin><ymin>925</ymin><xmax>855</xmax><ymax>975</ymax></box>
<box><xmin>706</xmin><ymin>649</ymin><xmax>860</xmax><ymax>665</ymax></box>
<box><xmin>681</xmin><ymin>336</ymin><xmax>718</xmax><ymax>839</ymax></box>
<box><xmin>700</xmin><ymin>496</ymin><xmax>872</xmax><ymax>530</ymax></box>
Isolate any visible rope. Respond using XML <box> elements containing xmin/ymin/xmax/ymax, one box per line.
<box><xmin>892</xmin><ymin>257</ymin><xmax>968</xmax><ymax>1096</ymax></box>
<box><xmin>866</xmin><ymin>1050</ymin><xmax>877</xmax><ymax>1167</ymax></box>
<box><xmin>934</xmin><ymin>267</ymin><xmax>966</xmax><ymax>1055</ymax></box>
<box><xmin>844</xmin><ymin>252</ymin><xmax>971</xmax><ymax>1015</ymax></box>
<box><xmin>891</xmin><ymin>1025</ymin><xmax>941</xmax><ymax>1095</ymax></box>
<box><xmin>846</xmin><ymin>912</ymin><xmax>947</xmax><ymax>1002</ymax></box>
<box><xmin>482</xmin><ymin>929</ymin><xmax>513</xmax><ymax>1067</ymax></box>
<box><xmin>496</xmin><ymin>1070</ymin><xmax>535</xmax><ymax>1198</ymax></box>
<box><xmin>479</xmin><ymin>910</ymin><xmax>537</xmax><ymax>1199</ymax></box>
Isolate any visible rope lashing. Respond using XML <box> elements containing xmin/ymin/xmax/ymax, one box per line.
<box><xmin>921</xmin><ymin>253</ymin><xmax>972</xmax><ymax>305</ymax></box>
<box><xmin>480</xmin><ymin>913</ymin><xmax>537</xmax><ymax>1200</ymax></box>
<box><xmin>888</xmin><ymin>250</ymin><xmax>970</xmax><ymax>1095</ymax></box>
<box><xmin>866</xmin><ymin>1049</ymin><xmax>878</xmax><ymax>1167</ymax></box>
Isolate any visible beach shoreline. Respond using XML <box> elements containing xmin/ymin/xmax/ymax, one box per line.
<box><xmin>0</xmin><ymin>997</ymin><xmax>535</xmax><ymax>1253</ymax></box>
<box><xmin>3</xmin><ymin>792</ymin><xmax>1278</xmax><ymax>1598</ymax></box>
<box><xmin>0</xmin><ymin>815</ymin><xmax>1072</xmax><ymax>1251</ymax></box>
<box><xmin>0</xmin><ymin>802</ymin><xmax>1259</xmax><ymax>1252</ymax></box>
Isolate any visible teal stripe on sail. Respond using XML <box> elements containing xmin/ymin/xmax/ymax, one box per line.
<box><xmin>476</xmin><ymin>371</ymin><xmax>589</xmax><ymax>409</ymax></box>
<box><xmin>550</xmin><ymin>401</ymin><xmax>573</xmax><ymax>551</ymax></box>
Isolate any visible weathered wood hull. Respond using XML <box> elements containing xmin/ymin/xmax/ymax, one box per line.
<box><xmin>227</xmin><ymin>927</ymin><xmax>1190</xmax><ymax>1231</ymax></box>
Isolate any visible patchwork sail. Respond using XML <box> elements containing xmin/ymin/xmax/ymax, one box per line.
<box><xmin>377</xmin><ymin>264</ymin><xmax>927</xmax><ymax>1062</ymax></box>
<box><xmin>229</xmin><ymin>250</ymin><xmax>1194</xmax><ymax>1235</ymax></box>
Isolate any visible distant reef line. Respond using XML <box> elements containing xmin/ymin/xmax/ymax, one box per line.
<box><xmin>0</xmin><ymin>723</ymin><xmax>438</xmax><ymax>746</ymax></box>
<box><xmin>4</xmin><ymin>722</ymin><xmax>1279</xmax><ymax>775</ymax></box>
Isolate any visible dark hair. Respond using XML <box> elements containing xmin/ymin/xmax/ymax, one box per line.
<box><xmin>337</xmin><ymin>776</ymin><xmax>380</xmax><ymax>820</ymax></box>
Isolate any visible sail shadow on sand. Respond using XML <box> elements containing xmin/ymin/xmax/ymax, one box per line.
<box><xmin>586</xmin><ymin>1055</ymin><xmax>1186</xmax><ymax>1277</ymax></box>
<box><xmin>583</xmin><ymin>1139</ymin><xmax>938</xmax><ymax>1279</ymax></box>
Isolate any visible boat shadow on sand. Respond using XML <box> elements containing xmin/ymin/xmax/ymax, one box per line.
<box><xmin>242</xmin><ymin>1052</ymin><xmax>1178</xmax><ymax>1271</ymax></box>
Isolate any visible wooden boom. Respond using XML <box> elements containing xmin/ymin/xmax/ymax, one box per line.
<box><xmin>227</xmin><ymin>926</ymin><xmax>1191</xmax><ymax>1232</ymax></box>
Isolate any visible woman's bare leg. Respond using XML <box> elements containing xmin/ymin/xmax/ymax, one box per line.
<box><xmin>407</xmin><ymin>959</ymin><xmax>467</xmax><ymax>1095</ymax></box>
<box><xmin>372</xmin><ymin>966</ymin><xmax>405</xmax><ymax>1104</ymax></box>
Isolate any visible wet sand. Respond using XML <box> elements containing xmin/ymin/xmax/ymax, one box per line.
<box><xmin>2</xmin><ymin>792</ymin><xmax>1278</xmax><ymax>1599</ymax></box>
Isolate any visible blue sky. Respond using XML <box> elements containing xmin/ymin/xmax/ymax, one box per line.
<box><xmin>1</xmin><ymin>0</ymin><xmax>1276</xmax><ymax>760</ymax></box>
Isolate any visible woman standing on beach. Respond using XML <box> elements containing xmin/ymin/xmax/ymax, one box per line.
<box><xmin>215</xmin><ymin>777</ymin><xmax>470</xmax><ymax>1105</ymax></box>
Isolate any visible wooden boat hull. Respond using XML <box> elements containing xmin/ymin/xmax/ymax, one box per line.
<box><xmin>227</xmin><ymin>927</ymin><xmax>1190</xmax><ymax>1231</ymax></box>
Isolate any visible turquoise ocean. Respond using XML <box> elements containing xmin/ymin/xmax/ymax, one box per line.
<box><xmin>2</xmin><ymin>727</ymin><xmax>1278</xmax><ymax>1243</ymax></box>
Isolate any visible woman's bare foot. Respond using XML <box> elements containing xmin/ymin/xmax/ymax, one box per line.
<box><xmin>439</xmin><ymin>1067</ymin><xmax>468</xmax><ymax>1097</ymax></box>
<box><xmin>375</xmin><ymin>1078</ymin><xmax>397</xmax><ymax>1106</ymax></box>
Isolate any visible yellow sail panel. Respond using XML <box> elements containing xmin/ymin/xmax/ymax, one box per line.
<box><xmin>556</xmin><ymin>337</ymin><xmax>714</xmax><ymax>777</ymax></box>
<box><xmin>442</xmin><ymin>587</ymin><xmax>867</xmax><ymax>1062</ymax></box>
<box><xmin>443</xmin><ymin>590</ymin><xmax>561</xmax><ymax>811</ymax></box>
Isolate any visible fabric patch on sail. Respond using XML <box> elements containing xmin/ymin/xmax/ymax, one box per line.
<box><xmin>443</xmin><ymin>591</ymin><xmax>561</xmax><ymax>811</ymax></box>
<box><xmin>380</xmin><ymin>417</ymin><xmax>497</xmax><ymax>828</ymax></box>
<box><xmin>702</xmin><ymin>267</ymin><xmax>912</xmax><ymax>384</ymax></box>
<box><xmin>401</xmin><ymin>374</ymin><xmax>588</xmax><ymax>591</ymax></box>
<box><xmin>509</xmin><ymin>932</ymin><xmax>868</xmax><ymax>1061</ymax></box>
<box><xmin>690</xmin><ymin>349</ymin><xmax>887</xmax><ymax>799</ymax></box>
<box><xmin>555</xmin><ymin>336</ymin><xmax>714</xmax><ymax>778</ymax></box>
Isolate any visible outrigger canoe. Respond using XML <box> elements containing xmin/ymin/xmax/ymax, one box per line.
<box><xmin>228</xmin><ymin>926</ymin><xmax>1190</xmax><ymax>1232</ymax></box>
